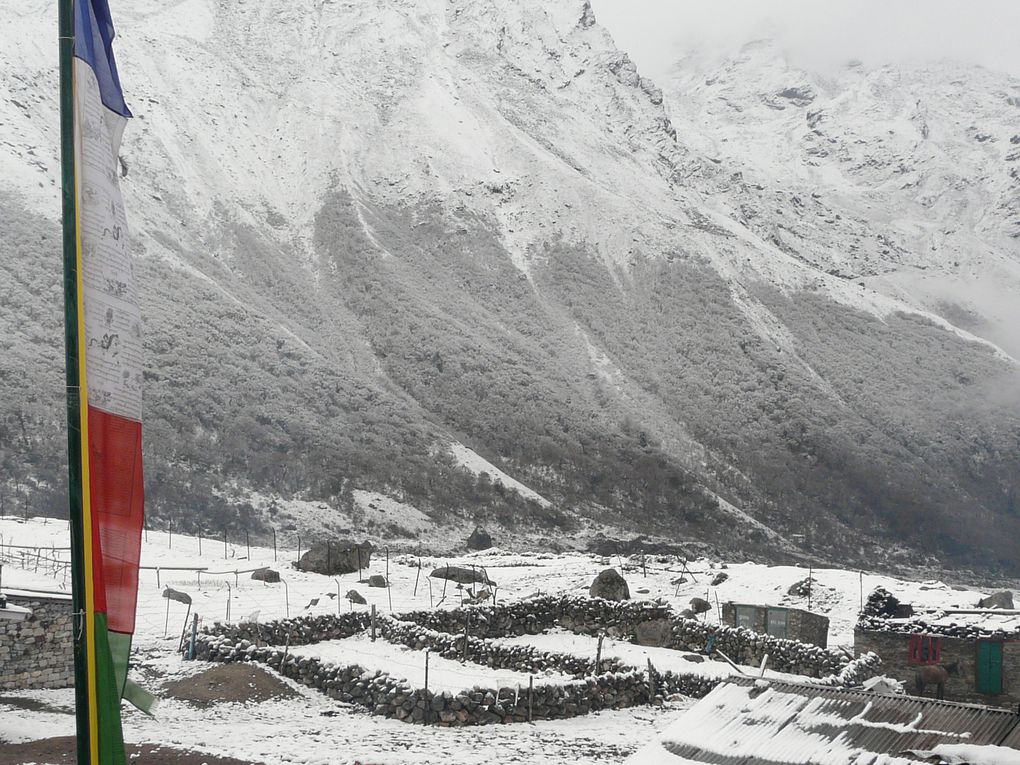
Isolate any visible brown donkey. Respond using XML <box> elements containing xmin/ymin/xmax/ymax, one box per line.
<box><xmin>914</xmin><ymin>661</ymin><xmax>960</xmax><ymax>700</ymax></box>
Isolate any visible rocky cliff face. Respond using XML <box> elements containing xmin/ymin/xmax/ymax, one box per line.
<box><xmin>1</xmin><ymin>2</ymin><xmax>1018</xmax><ymax>570</ymax></box>
<box><xmin>664</xmin><ymin>41</ymin><xmax>1020</xmax><ymax>358</ymax></box>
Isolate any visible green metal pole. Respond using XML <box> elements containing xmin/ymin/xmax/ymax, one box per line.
<box><xmin>58</xmin><ymin>1</ymin><xmax>92</xmax><ymax>763</ymax></box>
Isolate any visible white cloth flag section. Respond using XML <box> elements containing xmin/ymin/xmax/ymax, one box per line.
<box><xmin>75</xmin><ymin>58</ymin><xmax>143</xmax><ymax>422</ymax></box>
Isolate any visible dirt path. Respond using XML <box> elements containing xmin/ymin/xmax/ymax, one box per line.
<box><xmin>0</xmin><ymin>736</ymin><xmax>266</xmax><ymax>765</ymax></box>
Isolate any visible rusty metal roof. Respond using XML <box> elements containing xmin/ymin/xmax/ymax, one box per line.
<box><xmin>635</xmin><ymin>677</ymin><xmax>1020</xmax><ymax>764</ymax></box>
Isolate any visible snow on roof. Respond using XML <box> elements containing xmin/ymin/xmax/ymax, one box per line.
<box><xmin>626</xmin><ymin>678</ymin><xmax>1020</xmax><ymax>765</ymax></box>
<box><xmin>1</xmin><ymin>587</ymin><xmax>72</xmax><ymax>602</ymax></box>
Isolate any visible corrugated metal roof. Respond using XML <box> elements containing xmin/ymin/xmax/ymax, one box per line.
<box><xmin>649</xmin><ymin>678</ymin><xmax>1020</xmax><ymax>765</ymax></box>
<box><xmin>997</xmin><ymin>722</ymin><xmax>1020</xmax><ymax>750</ymax></box>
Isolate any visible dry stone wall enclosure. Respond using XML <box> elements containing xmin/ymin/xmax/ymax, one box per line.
<box><xmin>191</xmin><ymin>595</ymin><xmax>876</xmax><ymax>725</ymax></box>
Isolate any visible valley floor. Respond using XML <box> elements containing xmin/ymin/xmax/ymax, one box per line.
<box><xmin>0</xmin><ymin>516</ymin><xmax>1012</xmax><ymax>764</ymax></box>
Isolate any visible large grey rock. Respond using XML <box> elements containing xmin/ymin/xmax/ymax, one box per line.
<box><xmin>430</xmin><ymin>565</ymin><xmax>492</xmax><ymax>585</ymax></box>
<box><xmin>634</xmin><ymin>618</ymin><xmax>672</xmax><ymax>647</ymax></box>
<box><xmin>366</xmin><ymin>574</ymin><xmax>387</xmax><ymax>588</ymax></box>
<box><xmin>251</xmin><ymin>567</ymin><xmax>281</xmax><ymax>583</ymax></box>
<box><xmin>689</xmin><ymin>597</ymin><xmax>712</xmax><ymax>614</ymax></box>
<box><xmin>346</xmin><ymin>589</ymin><xmax>367</xmax><ymax>605</ymax></box>
<box><xmin>295</xmin><ymin>540</ymin><xmax>373</xmax><ymax>575</ymax></box>
<box><xmin>467</xmin><ymin>527</ymin><xmax>493</xmax><ymax>551</ymax></box>
<box><xmin>589</xmin><ymin>568</ymin><xmax>629</xmax><ymax>601</ymax></box>
<box><xmin>978</xmin><ymin>591</ymin><xmax>1014</xmax><ymax>609</ymax></box>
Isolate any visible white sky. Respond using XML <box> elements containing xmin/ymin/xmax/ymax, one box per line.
<box><xmin>589</xmin><ymin>0</ymin><xmax>1020</xmax><ymax>80</ymax></box>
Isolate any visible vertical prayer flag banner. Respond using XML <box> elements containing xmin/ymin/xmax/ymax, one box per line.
<box><xmin>70</xmin><ymin>1</ymin><xmax>144</xmax><ymax>762</ymax></box>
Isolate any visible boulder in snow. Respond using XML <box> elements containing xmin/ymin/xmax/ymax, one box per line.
<box><xmin>589</xmin><ymin>568</ymin><xmax>630</xmax><ymax>601</ymax></box>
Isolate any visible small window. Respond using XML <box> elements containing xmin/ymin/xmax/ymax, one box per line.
<box><xmin>766</xmin><ymin>608</ymin><xmax>789</xmax><ymax>639</ymax></box>
<box><xmin>734</xmin><ymin>606</ymin><xmax>756</xmax><ymax>630</ymax></box>
<box><xmin>908</xmin><ymin>635</ymin><xmax>941</xmax><ymax>665</ymax></box>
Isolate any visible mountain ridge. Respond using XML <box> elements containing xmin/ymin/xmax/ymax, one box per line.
<box><xmin>1</xmin><ymin>0</ymin><xmax>1018</xmax><ymax>572</ymax></box>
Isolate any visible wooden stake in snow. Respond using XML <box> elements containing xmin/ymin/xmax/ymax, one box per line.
<box><xmin>386</xmin><ymin>548</ymin><xmax>392</xmax><ymax>612</ymax></box>
<box><xmin>528</xmin><ymin>676</ymin><xmax>534</xmax><ymax>723</ymax></box>
<box><xmin>177</xmin><ymin>603</ymin><xmax>192</xmax><ymax>653</ymax></box>
<box><xmin>413</xmin><ymin>558</ymin><xmax>421</xmax><ymax>597</ymax></box>
<box><xmin>462</xmin><ymin>613</ymin><xmax>470</xmax><ymax>663</ymax></box>
<box><xmin>808</xmin><ymin>564</ymin><xmax>813</xmax><ymax>612</ymax></box>
<box><xmin>186</xmin><ymin>612</ymin><xmax>198</xmax><ymax>660</ymax></box>
<box><xmin>647</xmin><ymin>658</ymin><xmax>656</xmax><ymax>701</ymax></box>
<box><xmin>371</xmin><ymin>604</ymin><xmax>377</xmax><ymax>642</ymax></box>
<box><xmin>681</xmin><ymin>557</ymin><xmax>697</xmax><ymax>583</ymax></box>
<box><xmin>423</xmin><ymin>649</ymin><xmax>431</xmax><ymax>725</ymax></box>
<box><xmin>759</xmin><ymin>654</ymin><xmax>769</xmax><ymax>677</ymax></box>
<box><xmin>595</xmin><ymin>634</ymin><xmax>604</xmax><ymax>674</ymax></box>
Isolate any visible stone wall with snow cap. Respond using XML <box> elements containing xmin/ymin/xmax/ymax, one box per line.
<box><xmin>0</xmin><ymin>592</ymin><xmax>74</xmax><ymax>691</ymax></box>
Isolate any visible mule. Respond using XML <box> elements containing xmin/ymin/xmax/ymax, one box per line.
<box><xmin>914</xmin><ymin>661</ymin><xmax>959</xmax><ymax>700</ymax></box>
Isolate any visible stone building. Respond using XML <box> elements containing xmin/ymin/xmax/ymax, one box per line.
<box><xmin>721</xmin><ymin>602</ymin><xmax>829</xmax><ymax>648</ymax></box>
<box><xmin>0</xmin><ymin>589</ymin><xmax>74</xmax><ymax>691</ymax></box>
<box><xmin>855</xmin><ymin>607</ymin><xmax>1020</xmax><ymax>708</ymax></box>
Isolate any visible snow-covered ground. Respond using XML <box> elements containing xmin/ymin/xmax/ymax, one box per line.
<box><xmin>289</xmin><ymin>631</ymin><xmax>573</xmax><ymax>692</ymax></box>
<box><xmin>0</xmin><ymin>515</ymin><xmax>1010</xmax><ymax>763</ymax></box>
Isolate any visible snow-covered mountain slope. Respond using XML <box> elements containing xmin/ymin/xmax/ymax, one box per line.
<box><xmin>664</xmin><ymin>41</ymin><xmax>1020</xmax><ymax>359</ymax></box>
<box><xmin>1</xmin><ymin>2</ymin><xmax>1018</xmax><ymax>571</ymax></box>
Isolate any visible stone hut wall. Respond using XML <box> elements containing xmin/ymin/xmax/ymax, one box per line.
<box><xmin>0</xmin><ymin>594</ymin><xmax>74</xmax><ymax>691</ymax></box>
<box><xmin>793</xmin><ymin>611</ymin><xmax>830</xmax><ymax>649</ymax></box>
<box><xmin>721</xmin><ymin>603</ymin><xmax>829</xmax><ymax>649</ymax></box>
<box><xmin>855</xmin><ymin>628</ymin><xmax>1020</xmax><ymax>708</ymax></box>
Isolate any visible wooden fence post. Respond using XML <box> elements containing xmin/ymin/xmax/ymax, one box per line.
<box><xmin>528</xmin><ymin>675</ymin><xmax>534</xmax><ymax>723</ymax></box>
<box><xmin>424</xmin><ymin>650</ymin><xmax>431</xmax><ymax>725</ymax></box>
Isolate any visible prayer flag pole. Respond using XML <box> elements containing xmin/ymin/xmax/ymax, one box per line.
<box><xmin>58</xmin><ymin>2</ymin><xmax>94</xmax><ymax>763</ymax></box>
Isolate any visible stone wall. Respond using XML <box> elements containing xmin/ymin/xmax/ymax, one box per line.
<box><xmin>200</xmin><ymin>596</ymin><xmax>852</xmax><ymax>680</ymax></box>
<box><xmin>378</xmin><ymin>615</ymin><xmax>631</xmax><ymax>677</ymax></box>
<box><xmin>201</xmin><ymin>612</ymin><xmax>370</xmax><ymax>648</ymax></box>
<box><xmin>190</xmin><ymin>594</ymin><xmax>869</xmax><ymax>724</ymax></box>
<box><xmin>192</xmin><ymin>631</ymin><xmax>677</xmax><ymax>725</ymax></box>
<box><xmin>0</xmin><ymin>594</ymin><xmax>74</xmax><ymax>691</ymax></box>
<box><xmin>668</xmin><ymin>616</ymin><xmax>842</xmax><ymax>677</ymax></box>
<box><xmin>855</xmin><ymin>629</ymin><xmax>1020</xmax><ymax>708</ymax></box>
